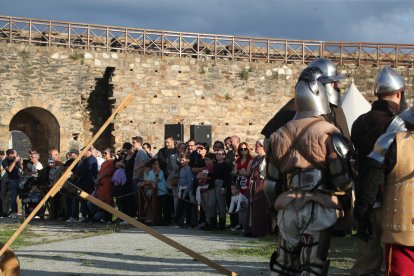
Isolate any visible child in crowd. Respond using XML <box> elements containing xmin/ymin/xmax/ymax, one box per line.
<box><xmin>147</xmin><ymin>159</ymin><xmax>168</xmax><ymax>225</ymax></box>
<box><xmin>174</xmin><ymin>153</ymin><xmax>194</xmax><ymax>227</ymax></box>
<box><xmin>137</xmin><ymin>161</ymin><xmax>154</xmax><ymax>197</ymax></box>
<box><xmin>228</xmin><ymin>183</ymin><xmax>248</xmax><ymax>231</ymax></box>
<box><xmin>195</xmin><ymin>152</ymin><xmax>215</xmax><ymax>230</ymax></box>
<box><xmin>137</xmin><ymin>162</ymin><xmax>155</xmax><ymax>222</ymax></box>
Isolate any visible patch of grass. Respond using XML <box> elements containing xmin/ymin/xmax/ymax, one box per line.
<box><xmin>69</xmin><ymin>52</ymin><xmax>83</xmax><ymax>60</ymax></box>
<box><xmin>226</xmin><ymin>235</ymin><xmax>358</xmax><ymax>272</ymax></box>
<box><xmin>239</xmin><ymin>68</ymin><xmax>250</xmax><ymax>80</ymax></box>
<box><xmin>0</xmin><ymin>225</ymin><xmax>37</xmax><ymax>248</ymax></box>
<box><xmin>69</xmin><ymin>52</ymin><xmax>84</xmax><ymax>64</ymax></box>
<box><xmin>227</xmin><ymin>236</ymin><xmax>276</xmax><ymax>258</ymax></box>
<box><xmin>18</xmin><ymin>50</ymin><xmax>30</xmax><ymax>60</ymax></box>
<box><xmin>0</xmin><ymin>221</ymin><xmax>120</xmax><ymax>250</ymax></box>
<box><xmin>224</xmin><ymin>93</ymin><xmax>232</xmax><ymax>100</ymax></box>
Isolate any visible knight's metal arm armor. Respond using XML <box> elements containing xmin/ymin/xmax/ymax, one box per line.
<box><xmin>263</xmin><ymin>138</ymin><xmax>284</xmax><ymax>209</ymax></box>
<box><xmin>368</xmin><ymin>116</ymin><xmax>406</xmax><ymax>164</ymax></box>
<box><xmin>328</xmin><ymin>132</ymin><xmax>353</xmax><ymax>193</ymax></box>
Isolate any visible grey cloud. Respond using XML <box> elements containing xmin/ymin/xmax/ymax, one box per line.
<box><xmin>2</xmin><ymin>0</ymin><xmax>414</xmax><ymax>43</ymax></box>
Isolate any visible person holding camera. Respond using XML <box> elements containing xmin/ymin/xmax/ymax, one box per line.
<box><xmin>1</xmin><ymin>149</ymin><xmax>23</xmax><ymax>219</ymax></box>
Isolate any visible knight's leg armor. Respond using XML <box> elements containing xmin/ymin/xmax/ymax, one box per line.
<box><xmin>299</xmin><ymin>229</ymin><xmax>332</xmax><ymax>276</ymax></box>
<box><xmin>270</xmin><ymin>237</ymin><xmax>300</xmax><ymax>275</ymax></box>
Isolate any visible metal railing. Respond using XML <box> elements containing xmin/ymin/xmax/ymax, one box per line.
<box><xmin>1</xmin><ymin>15</ymin><xmax>414</xmax><ymax>67</ymax></box>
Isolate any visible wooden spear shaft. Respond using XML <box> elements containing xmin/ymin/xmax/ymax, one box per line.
<box><xmin>75</xmin><ymin>186</ymin><xmax>237</xmax><ymax>276</ymax></box>
<box><xmin>1</xmin><ymin>93</ymin><xmax>237</xmax><ymax>275</ymax></box>
<box><xmin>0</xmin><ymin>94</ymin><xmax>133</xmax><ymax>257</ymax></box>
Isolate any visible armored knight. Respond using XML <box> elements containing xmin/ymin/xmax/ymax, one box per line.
<box><xmin>263</xmin><ymin>59</ymin><xmax>351</xmax><ymax>212</ymax></box>
<box><xmin>353</xmin><ymin>105</ymin><xmax>414</xmax><ymax>274</ymax></box>
<box><xmin>351</xmin><ymin>66</ymin><xmax>406</xmax><ymax>276</ymax></box>
<box><xmin>268</xmin><ymin>68</ymin><xmax>353</xmax><ymax>275</ymax></box>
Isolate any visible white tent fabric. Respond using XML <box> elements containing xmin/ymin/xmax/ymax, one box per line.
<box><xmin>340</xmin><ymin>83</ymin><xmax>372</xmax><ymax>133</ymax></box>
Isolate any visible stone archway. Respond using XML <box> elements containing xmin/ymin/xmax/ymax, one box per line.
<box><xmin>9</xmin><ymin>107</ymin><xmax>60</xmax><ymax>163</ymax></box>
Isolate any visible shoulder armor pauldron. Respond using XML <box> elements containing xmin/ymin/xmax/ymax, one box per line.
<box><xmin>387</xmin><ymin>116</ymin><xmax>406</xmax><ymax>133</ymax></box>
<box><xmin>367</xmin><ymin>117</ymin><xmax>406</xmax><ymax>164</ymax></box>
<box><xmin>332</xmin><ymin>132</ymin><xmax>351</xmax><ymax>158</ymax></box>
<box><xmin>368</xmin><ymin>132</ymin><xmax>398</xmax><ymax>164</ymax></box>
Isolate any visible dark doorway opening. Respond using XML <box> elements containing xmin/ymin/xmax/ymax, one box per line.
<box><xmin>9</xmin><ymin>107</ymin><xmax>60</xmax><ymax>163</ymax></box>
<box><xmin>88</xmin><ymin>67</ymin><xmax>115</xmax><ymax>151</ymax></box>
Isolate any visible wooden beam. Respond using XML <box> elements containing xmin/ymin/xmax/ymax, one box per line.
<box><xmin>0</xmin><ymin>92</ymin><xmax>237</xmax><ymax>275</ymax></box>
<box><xmin>76</xmin><ymin>187</ymin><xmax>237</xmax><ymax>276</ymax></box>
<box><xmin>0</xmin><ymin>94</ymin><xmax>133</xmax><ymax>258</ymax></box>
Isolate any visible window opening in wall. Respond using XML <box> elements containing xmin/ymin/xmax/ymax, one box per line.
<box><xmin>87</xmin><ymin>67</ymin><xmax>115</xmax><ymax>151</ymax></box>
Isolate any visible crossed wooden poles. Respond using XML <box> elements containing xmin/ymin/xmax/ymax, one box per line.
<box><xmin>0</xmin><ymin>94</ymin><xmax>237</xmax><ymax>276</ymax></box>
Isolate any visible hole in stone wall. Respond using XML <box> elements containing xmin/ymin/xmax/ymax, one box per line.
<box><xmin>201</xmin><ymin>96</ymin><xmax>205</xmax><ymax>99</ymax></box>
<box><xmin>87</xmin><ymin>66</ymin><xmax>116</xmax><ymax>151</ymax></box>
<box><xmin>178</xmin><ymin>71</ymin><xmax>182</xmax><ymax>73</ymax></box>
<box><xmin>130</xmin><ymin>69</ymin><xmax>133</xmax><ymax>71</ymax></box>
<box><xmin>225</xmin><ymin>123</ymin><xmax>229</xmax><ymax>125</ymax></box>
<box><xmin>154</xmin><ymin>95</ymin><xmax>158</xmax><ymax>98</ymax></box>
<box><xmin>155</xmin><ymin>70</ymin><xmax>158</xmax><ymax>73</ymax></box>
<box><xmin>178</xmin><ymin>95</ymin><xmax>181</xmax><ymax>98</ymax></box>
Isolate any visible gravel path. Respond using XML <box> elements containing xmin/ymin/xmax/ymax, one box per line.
<box><xmin>15</xmin><ymin>224</ymin><xmax>269</xmax><ymax>275</ymax></box>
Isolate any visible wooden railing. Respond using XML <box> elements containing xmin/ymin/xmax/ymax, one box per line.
<box><xmin>1</xmin><ymin>15</ymin><xmax>414</xmax><ymax>66</ymax></box>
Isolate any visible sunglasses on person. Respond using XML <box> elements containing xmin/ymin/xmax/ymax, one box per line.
<box><xmin>197</xmin><ymin>147</ymin><xmax>205</xmax><ymax>150</ymax></box>
<box><xmin>240</xmin><ymin>148</ymin><xmax>248</xmax><ymax>151</ymax></box>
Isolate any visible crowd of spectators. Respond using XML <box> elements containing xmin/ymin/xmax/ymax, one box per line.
<box><xmin>0</xmin><ymin>134</ymin><xmax>272</xmax><ymax>237</ymax></box>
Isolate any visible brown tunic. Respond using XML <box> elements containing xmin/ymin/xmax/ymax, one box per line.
<box><xmin>269</xmin><ymin>116</ymin><xmax>339</xmax><ymax>173</ymax></box>
<box><xmin>270</xmin><ymin>116</ymin><xmax>342</xmax><ymax>211</ymax></box>
<box><xmin>382</xmin><ymin>131</ymin><xmax>414</xmax><ymax>246</ymax></box>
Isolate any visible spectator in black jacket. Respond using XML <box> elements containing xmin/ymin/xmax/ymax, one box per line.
<box><xmin>155</xmin><ymin>136</ymin><xmax>177</xmax><ymax>224</ymax></box>
<box><xmin>351</xmin><ymin>66</ymin><xmax>405</xmax><ymax>276</ymax></box>
<box><xmin>67</xmin><ymin>147</ymin><xmax>98</xmax><ymax>222</ymax></box>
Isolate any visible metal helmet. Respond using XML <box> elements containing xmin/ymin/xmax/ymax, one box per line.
<box><xmin>308</xmin><ymin>58</ymin><xmax>345</xmax><ymax>105</ymax></box>
<box><xmin>398</xmin><ymin>105</ymin><xmax>414</xmax><ymax>126</ymax></box>
<box><xmin>294</xmin><ymin>67</ymin><xmax>330</xmax><ymax>119</ymax></box>
<box><xmin>374</xmin><ymin>66</ymin><xmax>405</xmax><ymax>96</ymax></box>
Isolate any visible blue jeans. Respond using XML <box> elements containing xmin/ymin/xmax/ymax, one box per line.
<box><xmin>8</xmin><ymin>179</ymin><xmax>19</xmax><ymax>213</ymax></box>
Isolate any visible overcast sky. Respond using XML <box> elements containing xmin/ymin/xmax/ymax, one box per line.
<box><xmin>2</xmin><ymin>0</ymin><xmax>414</xmax><ymax>44</ymax></box>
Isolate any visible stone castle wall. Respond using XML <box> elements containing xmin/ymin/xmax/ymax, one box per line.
<box><xmin>1</xmin><ymin>42</ymin><xmax>413</xmax><ymax>158</ymax></box>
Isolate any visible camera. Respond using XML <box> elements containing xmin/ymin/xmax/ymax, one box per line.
<box><xmin>114</xmin><ymin>149</ymin><xmax>126</xmax><ymax>162</ymax></box>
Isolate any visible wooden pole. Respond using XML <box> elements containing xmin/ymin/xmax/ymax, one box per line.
<box><xmin>0</xmin><ymin>92</ymin><xmax>237</xmax><ymax>275</ymax></box>
<box><xmin>0</xmin><ymin>94</ymin><xmax>133</xmax><ymax>258</ymax></box>
<box><xmin>75</xmin><ymin>186</ymin><xmax>237</xmax><ymax>276</ymax></box>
